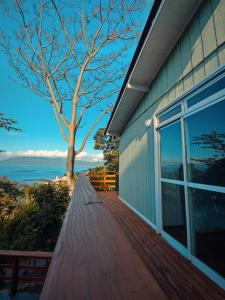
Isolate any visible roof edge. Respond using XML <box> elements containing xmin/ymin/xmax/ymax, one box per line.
<box><xmin>105</xmin><ymin>0</ymin><xmax>163</xmax><ymax>135</ymax></box>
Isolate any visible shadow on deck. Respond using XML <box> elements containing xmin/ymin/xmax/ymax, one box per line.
<box><xmin>40</xmin><ymin>174</ymin><xmax>225</xmax><ymax>300</ymax></box>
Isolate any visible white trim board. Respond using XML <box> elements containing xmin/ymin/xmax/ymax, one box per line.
<box><xmin>161</xmin><ymin>230</ymin><xmax>188</xmax><ymax>258</ymax></box>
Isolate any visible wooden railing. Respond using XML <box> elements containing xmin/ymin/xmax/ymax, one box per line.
<box><xmin>87</xmin><ymin>173</ymin><xmax>118</xmax><ymax>191</ymax></box>
<box><xmin>0</xmin><ymin>250</ymin><xmax>53</xmax><ymax>295</ymax></box>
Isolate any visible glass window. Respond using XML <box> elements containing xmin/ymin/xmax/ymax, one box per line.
<box><xmin>158</xmin><ymin>104</ymin><xmax>181</xmax><ymax>123</ymax></box>
<box><xmin>185</xmin><ymin>100</ymin><xmax>225</xmax><ymax>187</ymax></box>
<box><xmin>162</xmin><ymin>182</ymin><xmax>187</xmax><ymax>246</ymax></box>
<box><xmin>189</xmin><ymin>188</ymin><xmax>225</xmax><ymax>277</ymax></box>
<box><xmin>160</xmin><ymin>121</ymin><xmax>183</xmax><ymax>180</ymax></box>
<box><xmin>187</xmin><ymin>75</ymin><xmax>225</xmax><ymax>108</ymax></box>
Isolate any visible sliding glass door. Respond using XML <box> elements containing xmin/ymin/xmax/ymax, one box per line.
<box><xmin>185</xmin><ymin>99</ymin><xmax>225</xmax><ymax>279</ymax></box>
<box><xmin>157</xmin><ymin>86</ymin><xmax>225</xmax><ymax>288</ymax></box>
<box><xmin>159</xmin><ymin>120</ymin><xmax>188</xmax><ymax>252</ymax></box>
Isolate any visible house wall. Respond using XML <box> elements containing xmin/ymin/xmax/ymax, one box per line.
<box><xmin>119</xmin><ymin>0</ymin><xmax>225</xmax><ymax>225</ymax></box>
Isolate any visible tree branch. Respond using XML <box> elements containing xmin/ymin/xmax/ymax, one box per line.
<box><xmin>81</xmin><ymin>0</ymin><xmax>89</xmax><ymax>54</ymax></box>
<box><xmin>76</xmin><ymin>107</ymin><xmax>111</xmax><ymax>155</ymax></box>
<box><xmin>46</xmin><ymin>77</ymin><xmax>70</xmax><ymax>129</ymax></box>
<box><xmin>52</xmin><ymin>104</ymin><xmax>69</xmax><ymax>143</ymax></box>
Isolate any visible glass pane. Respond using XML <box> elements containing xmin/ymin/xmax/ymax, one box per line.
<box><xmin>160</xmin><ymin>121</ymin><xmax>183</xmax><ymax>180</ymax></box>
<box><xmin>185</xmin><ymin>100</ymin><xmax>225</xmax><ymax>187</ymax></box>
<box><xmin>162</xmin><ymin>182</ymin><xmax>187</xmax><ymax>247</ymax></box>
<box><xmin>158</xmin><ymin>104</ymin><xmax>181</xmax><ymax>123</ymax></box>
<box><xmin>187</xmin><ymin>75</ymin><xmax>225</xmax><ymax>107</ymax></box>
<box><xmin>189</xmin><ymin>188</ymin><xmax>225</xmax><ymax>277</ymax></box>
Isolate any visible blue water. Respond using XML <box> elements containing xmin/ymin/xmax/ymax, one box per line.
<box><xmin>0</xmin><ymin>165</ymin><xmax>90</xmax><ymax>184</ymax></box>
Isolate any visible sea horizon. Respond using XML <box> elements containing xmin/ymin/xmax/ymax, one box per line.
<box><xmin>0</xmin><ymin>164</ymin><xmax>93</xmax><ymax>184</ymax></box>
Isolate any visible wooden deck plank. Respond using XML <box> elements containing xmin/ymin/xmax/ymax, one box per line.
<box><xmin>98</xmin><ymin>191</ymin><xmax>225</xmax><ymax>300</ymax></box>
<box><xmin>40</xmin><ymin>175</ymin><xmax>168</xmax><ymax>300</ymax></box>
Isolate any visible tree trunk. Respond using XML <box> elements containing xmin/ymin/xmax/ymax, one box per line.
<box><xmin>66</xmin><ymin>144</ymin><xmax>75</xmax><ymax>191</ymax></box>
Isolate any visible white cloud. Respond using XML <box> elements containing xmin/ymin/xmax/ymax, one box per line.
<box><xmin>76</xmin><ymin>151</ymin><xmax>104</xmax><ymax>162</ymax></box>
<box><xmin>2</xmin><ymin>150</ymin><xmax>68</xmax><ymax>158</ymax></box>
<box><xmin>0</xmin><ymin>150</ymin><xmax>104</xmax><ymax>162</ymax></box>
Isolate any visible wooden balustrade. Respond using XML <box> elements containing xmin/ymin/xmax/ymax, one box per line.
<box><xmin>0</xmin><ymin>250</ymin><xmax>53</xmax><ymax>295</ymax></box>
<box><xmin>86</xmin><ymin>173</ymin><xmax>118</xmax><ymax>191</ymax></box>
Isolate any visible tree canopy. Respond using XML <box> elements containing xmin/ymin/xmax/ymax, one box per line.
<box><xmin>94</xmin><ymin>128</ymin><xmax>119</xmax><ymax>172</ymax></box>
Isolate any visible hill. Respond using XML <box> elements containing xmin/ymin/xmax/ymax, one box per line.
<box><xmin>0</xmin><ymin>156</ymin><xmax>103</xmax><ymax>167</ymax></box>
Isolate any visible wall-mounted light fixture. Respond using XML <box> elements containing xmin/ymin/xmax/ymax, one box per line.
<box><xmin>145</xmin><ymin>118</ymin><xmax>151</xmax><ymax>128</ymax></box>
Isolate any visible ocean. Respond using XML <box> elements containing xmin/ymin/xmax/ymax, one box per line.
<box><xmin>0</xmin><ymin>164</ymin><xmax>90</xmax><ymax>184</ymax></box>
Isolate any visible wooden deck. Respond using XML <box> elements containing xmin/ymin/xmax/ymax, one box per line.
<box><xmin>40</xmin><ymin>174</ymin><xmax>225</xmax><ymax>300</ymax></box>
<box><xmin>98</xmin><ymin>192</ymin><xmax>225</xmax><ymax>300</ymax></box>
<box><xmin>40</xmin><ymin>174</ymin><xmax>168</xmax><ymax>300</ymax></box>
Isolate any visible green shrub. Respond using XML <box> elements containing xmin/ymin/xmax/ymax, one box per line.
<box><xmin>0</xmin><ymin>180</ymin><xmax>70</xmax><ymax>251</ymax></box>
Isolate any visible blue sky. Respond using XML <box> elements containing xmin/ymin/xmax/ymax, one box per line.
<box><xmin>0</xmin><ymin>1</ymin><xmax>153</xmax><ymax>162</ymax></box>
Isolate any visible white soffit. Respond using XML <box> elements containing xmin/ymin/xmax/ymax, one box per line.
<box><xmin>107</xmin><ymin>0</ymin><xmax>203</xmax><ymax>136</ymax></box>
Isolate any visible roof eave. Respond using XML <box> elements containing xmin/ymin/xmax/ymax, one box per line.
<box><xmin>106</xmin><ymin>0</ymin><xmax>203</xmax><ymax>136</ymax></box>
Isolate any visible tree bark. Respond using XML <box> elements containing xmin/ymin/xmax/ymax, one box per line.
<box><xmin>66</xmin><ymin>133</ymin><xmax>75</xmax><ymax>191</ymax></box>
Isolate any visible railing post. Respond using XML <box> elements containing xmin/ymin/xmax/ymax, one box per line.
<box><xmin>11</xmin><ymin>256</ymin><xmax>19</xmax><ymax>295</ymax></box>
<box><xmin>103</xmin><ymin>174</ymin><xmax>107</xmax><ymax>191</ymax></box>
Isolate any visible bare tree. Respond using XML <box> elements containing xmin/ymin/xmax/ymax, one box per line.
<box><xmin>0</xmin><ymin>0</ymin><xmax>144</xmax><ymax>189</ymax></box>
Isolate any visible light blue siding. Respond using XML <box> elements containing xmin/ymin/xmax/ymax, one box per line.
<box><xmin>119</xmin><ymin>0</ymin><xmax>225</xmax><ymax>225</ymax></box>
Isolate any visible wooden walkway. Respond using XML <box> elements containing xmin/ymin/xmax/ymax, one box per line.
<box><xmin>98</xmin><ymin>192</ymin><xmax>225</xmax><ymax>300</ymax></box>
<box><xmin>40</xmin><ymin>175</ymin><xmax>168</xmax><ymax>300</ymax></box>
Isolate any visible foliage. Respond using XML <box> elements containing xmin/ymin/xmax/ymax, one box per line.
<box><xmin>94</xmin><ymin>128</ymin><xmax>119</xmax><ymax>152</ymax></box>
<box><xmin>103</xmin><ymin>149</ymin><xmax>119</xmax><ymax>172</ymax></box>
<box><xmin>0</xmin><ymin>177</ymin><xmax>22</xmax><ymax>218</ymax></box>
<box><xmin>88</xmin><ymin>166</ymin><xmax>108</xmax><ymax>174</ymax></box>
<box><xmin>0</xmin><ymin>178</ymin><xmax>70</xmax><ymax>251</ymax></box>
<box><xmin>0</xmin><ymin>193</ymin><xmax>18</xmax><ymax>220</ymax></box>
<box><xmin>0</xmin><ymin>176</ymin><xmax>22</xmax><ymax>198</ymax></box>
<box><xmin>0</xmin><ymin>201</ymin><xmax>40</xmax><ymax>250</ymax></box>
<box><xmin>94</xmin><ymin>128</ymin><xmax>119</xmax><ymax>172</ymax></box>
<box><xmin>0</xmin><ymin>113</ymin><xmax>21</xmax><ymax>132</ymax></box>
<box><xmin>0</xmin><ymin>113</ymin><xmax>21</xmax><ymax>152</ymax></box>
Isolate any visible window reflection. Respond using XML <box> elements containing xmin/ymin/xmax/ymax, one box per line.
<box><xmin>158</xmin><ymin>104</ymin><xmax>181</xmax><ymax>123</ymax></box>
<box><xmin>186</xmin><ymin>100</ymin><xmax>225</xmax><ymax>187</ymax></box>
<box><xmin>162</xmin><ymin>183</ymin><xmax>187</xmax><ymax>246</ymax></box>
<box><xmin>187</xmin><ymin>75</ymin><xmax>225</xmax><ymax>107</ymax></box>
<box><xmin>189</xmin><ymin>188</ymin><xmax>225</xmax><ymax>277</ymax></box>
<box><xmin>160</xmin><ymin>121</ymin><xmax>183</xmax><ymax>180</ymax></box>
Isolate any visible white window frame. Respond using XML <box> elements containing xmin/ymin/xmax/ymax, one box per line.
<box><xmin>154</xmin><ymin>69</ymin><xmax>225</xmax><ymax>290</ymax></box>
<box><xmin>157</xmin><ymin>115</ymin><xmax>190</xmax><ymax>258</ymax></box>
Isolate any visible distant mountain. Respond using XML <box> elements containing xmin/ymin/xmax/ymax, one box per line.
<box><xmin>0</xmin><ymin>156</ymin><xmax>103</xmax><ymax>167</ymax></box>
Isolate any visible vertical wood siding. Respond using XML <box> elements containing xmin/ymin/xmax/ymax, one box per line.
<box><xmin>119</xmin><ymin>0</ymin><xmax>225</xmax><ymax>225</ymax></box>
